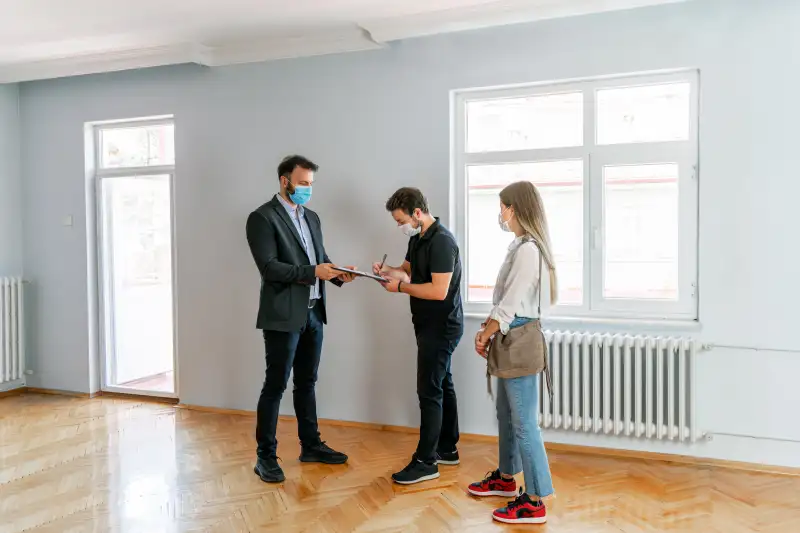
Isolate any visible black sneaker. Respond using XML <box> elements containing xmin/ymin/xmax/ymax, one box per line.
<box><xmin>254</xmin><ymin>457</ymin><xmax>285</xmax><ymax>483</ymax></box>
<box><xmin>436</xmin><ymin>449</ymin><xmax>460</xmax><ymax>466</ymax></box>
<box><xmin>391</xmin><ymin>457</ymin><xmax>440</xmax><ymax>485</ymax></box>
<box><xmin>299</xmin><ymin>441</ymin><xmax>348</xmax><ymax>465</ymax></box>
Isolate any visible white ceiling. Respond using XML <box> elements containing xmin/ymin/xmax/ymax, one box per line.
<box><xmin>0</xmin><ymin>0</ymin><xmax>686</xmax><ymax>83</ymax></box>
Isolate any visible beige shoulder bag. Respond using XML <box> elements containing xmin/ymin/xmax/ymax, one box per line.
<box><xmin>486</xmin><ymin>244</ymin><xmax>553</xmax><ymax>402</ymax></box>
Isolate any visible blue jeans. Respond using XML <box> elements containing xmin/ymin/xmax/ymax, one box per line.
<box><xmin>496</xmin><ymin>316</ymin><xmax>554</xmax><ymax>498</ymax></box>
<box><xmin>509</xmin><ymin>316</ymin><xmax>533</xmax><ymax>329</ymax></box>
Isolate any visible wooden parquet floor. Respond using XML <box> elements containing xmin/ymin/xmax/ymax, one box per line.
<box><xmin>1</xmin><ymin>394</ymin><xmax>799</xmax><ymax>533</ymax></box>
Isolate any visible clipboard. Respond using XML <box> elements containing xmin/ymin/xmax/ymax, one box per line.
<box><xmin>332</xmin><ymin>266</ymin><xmax>388</xmax><ymax>282</ymax></box>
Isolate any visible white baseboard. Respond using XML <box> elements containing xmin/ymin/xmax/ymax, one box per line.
<box><xmin>0</xmin><ymin>378</ymin><xmax>26</xmax><ymax>393</ymax></box>
<box><xmin>539</xmin><ymin>428</ymin><xmax>800</xmax><ymax>470</ymax></box>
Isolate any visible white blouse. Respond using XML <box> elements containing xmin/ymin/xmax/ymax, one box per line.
<box><xmin>489</xmin><ymin>236</ymin><xmax>551</xmax><ymax>334</ymax></box>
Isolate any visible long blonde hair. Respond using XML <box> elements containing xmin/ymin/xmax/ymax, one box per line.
<box><xmin>499</xmin><ymin>181</ymin><xmax>558</xmax><ymax>304</ymax></box>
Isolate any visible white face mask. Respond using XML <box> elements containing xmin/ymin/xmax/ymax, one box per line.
<box><xmin>401</xmin><ymin>222</ymin><xmax>421</xmax><ymax>237</ymax></box>
<box><xmin>400</xmin><ymin>213</ymin><xmax>422</xmax><ymax>237</ymax></box>
<box><xmin>498</xmin><ymin>207</ymin><xmax>512</xmax><ymax>232</ymax></box>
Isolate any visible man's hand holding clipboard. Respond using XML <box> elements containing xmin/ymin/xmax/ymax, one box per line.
<box><xmin>331</xmin><ymin>266</ymin><xmax>388</xmax><ymax>283</ymax></box>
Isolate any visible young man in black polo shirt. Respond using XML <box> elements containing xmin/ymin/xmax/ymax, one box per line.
<box><xmin>374</xmin><ymin>187</ymin><xmax>464</xmax><ymax>484</ymax></box>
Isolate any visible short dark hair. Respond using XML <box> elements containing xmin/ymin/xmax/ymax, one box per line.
<box><xmin>385</xmin><ymin>187</ymin><xmax>430</xmax><ymax>216</ymax></box>
<box><xmin>277</xmin><ymin>155</ymin><xmax>318</xmax><ymax>180</ymax></box>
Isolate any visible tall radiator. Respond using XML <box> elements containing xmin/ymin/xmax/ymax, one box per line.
<box><xmin>538</xmin><ymin>331</ymin><xmax>699</xmax><ymax>443</ymax></box>
<box><xmin>0</xmin><ymin>277</ymin><xmax>25</xmax><ymax>388</ymax></box>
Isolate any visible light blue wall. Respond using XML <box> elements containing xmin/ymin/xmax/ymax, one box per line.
<box><xmin>18</xmin><ymin>0</ymin><xmax>800</xmax><ymax>465</ymax></box>
<box><xmin>0</xmin><ymin>84</ymin><xmax>22</xmax><ymax>276</ymax></box>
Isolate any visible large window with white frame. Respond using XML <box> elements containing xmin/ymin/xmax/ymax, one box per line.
<box><xmin>452</xmin><ymin>71</ymin><xmax>699</xmax><ymax>320</ymax></box>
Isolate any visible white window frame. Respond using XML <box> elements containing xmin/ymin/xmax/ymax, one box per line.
<box><xmin>451</xmin><ymin>70</ymin><xmax>699</xmax><ymax>322</ymax></box>
<box><xmin>92</xmin><ymin>116</ymin><xmax>180</xmax><ymax>398</ymax></box>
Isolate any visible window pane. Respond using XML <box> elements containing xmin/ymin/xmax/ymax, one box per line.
<box><xmin>100</xmin><ymin>124</ymin><xmax>175</xmax><ymax>168</ymax></box>
<box><xmin>466</xmin><ymin>92</ymin><xmax>583</xmax><ymax>152</ymax></box>
<box><xmin>467</xmin><ymin>160</ymin><xmax>583</xmax><ymax>305</ymax></box>
<box><xmin>603</xmin><ymin>164</ymin><xmax>678</xmax><ymax>300</ymax></box>
<box><xmin>596</xmin><ymin>83</ymin><xmax>690</xmax><ymax>145</ymax></box>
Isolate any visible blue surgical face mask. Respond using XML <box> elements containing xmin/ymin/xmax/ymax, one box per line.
<box><xmin>289</xmin><ymin>185</ymin><xmax>312</xmax><ymax>205</ymax></box>
<box><xmin>284</xmin><ymin>176</ymin><xmax>312</xmax><ymax>205</ymax></box>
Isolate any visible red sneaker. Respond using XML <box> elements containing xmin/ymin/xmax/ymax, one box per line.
<box><xmin>467</xmin><ymin>469</ymin><xmax>518</xmax><ymax>498</ymax></box>
<box><xmin>492</xmin><ymin>491</ymin><xmax>547</xmax><ymax>525</ymax></box>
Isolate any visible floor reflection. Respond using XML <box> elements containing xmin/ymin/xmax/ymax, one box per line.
<box><xmin>2</xmin><ymin>394</ymin><xmax>800</xmax><ymax>533</ymax></box>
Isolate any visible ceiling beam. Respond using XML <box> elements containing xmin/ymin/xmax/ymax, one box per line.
<box><xmin>361</xmin><ymin>0</ymin><xmax>689</xmax><ymax>42</ymax></box>
<box><xmin>0</xmin><ymin>0</ymin><xmax>688</xmax><ymax>83</ymax></box>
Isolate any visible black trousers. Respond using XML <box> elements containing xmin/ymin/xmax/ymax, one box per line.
<box><xmin>256</xmin><ymin>302</ymin><xmax>323</xmax><ymax>459</ymax></box>
<box><xmin>414</xmin><ymin>330</ymin><xmax>462</xmax><ymax>463</ymax></box>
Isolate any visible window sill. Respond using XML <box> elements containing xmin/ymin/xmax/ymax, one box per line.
<box><xmin>463</xmin><ymin>313</ymin><xmax>702</xmax><ymax>335</ymax></box>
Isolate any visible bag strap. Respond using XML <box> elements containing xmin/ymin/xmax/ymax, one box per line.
<box><xmin>532</xmin><ymin>241</ymin><xmax>554</xmax><ymax>404</ymax></box>
<box><xmin>536</xmin><ymin>243</ymin><xmax>542</xmax><ymax>318</ymax></box>
<box><xmin>542</xmin><ymin>334</ymin><xmax>554</xmax><ymax>404</ymax></box>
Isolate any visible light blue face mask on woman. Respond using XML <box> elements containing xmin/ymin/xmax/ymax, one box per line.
<box><xmin>289</xmin><ymin>185</ymin><xmax>312</xmax><ymax>205</ymax></box>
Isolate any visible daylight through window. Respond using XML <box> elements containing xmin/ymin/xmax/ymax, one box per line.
<box><xmin>452</xmin><ymin>71</ymin><xmax>698</xmax><ymax>320</ymax></box>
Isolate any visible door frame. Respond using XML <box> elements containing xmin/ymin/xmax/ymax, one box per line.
<box><xmin>92</xmin><ymin>119</ymin><xmax>179</xmax><ymax>399</ymax></box>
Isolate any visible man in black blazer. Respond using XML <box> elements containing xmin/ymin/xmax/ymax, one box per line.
<box><xmin>246</xmin><ymin>155</ymin><xmax>355</xmax><ymax>483</ymax></box>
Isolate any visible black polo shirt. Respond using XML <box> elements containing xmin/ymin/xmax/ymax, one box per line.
<box><xmin>404</xmin><ymin>218</ymin><xmax>464</xmax><ymax>340</ymax></box>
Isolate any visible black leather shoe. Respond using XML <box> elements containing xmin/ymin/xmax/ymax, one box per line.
<box><xmin>254</xmin><ymin>457</ymin><xmax>285</xmax><ymax>483</ymax></box>
<box><xmin>299</xmin><ymin>441</ymin><xmax>348</xmax><ymax>464</ymax></box>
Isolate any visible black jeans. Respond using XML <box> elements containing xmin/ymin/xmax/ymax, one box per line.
<box><xmin>414</xmin><ymin>330</ymin><xmax>462</xmax><ymax>463</ymax></box>
<box><xmin>256</xmin><ymin>302</ymin><xmax>323</xmax><ymax>459</ymax></box>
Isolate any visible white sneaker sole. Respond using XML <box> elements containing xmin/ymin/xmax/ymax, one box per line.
<box><xmin>468</xmin><ymin>487</ymin><xmax>518</xmax><ymax>498</ymax></box>
<box><xmin>436</xmin><ymin>459</ymin><xmax>460</xmax><ymax>466</ymax></box>
<box><xmin>393</xmin><ymin>472</ymin><xmax>440</xmax><ymax>485</ymax></box>
<box><xmin>492</xmin><ymin>515</ymin><xmax>547</xmax><ymax>525</ymax></box>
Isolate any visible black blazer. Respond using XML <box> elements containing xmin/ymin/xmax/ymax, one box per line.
<box><xmin>246</xmin><ymin>195</ymin><xmax>342</xmax><ymax>332</ymax></box>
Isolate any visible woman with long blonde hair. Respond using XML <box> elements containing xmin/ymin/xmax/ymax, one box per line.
<box><xmin>467</xmin><ymin>181</ymin><xmax>557</xmax><ymax>525</ymax></box>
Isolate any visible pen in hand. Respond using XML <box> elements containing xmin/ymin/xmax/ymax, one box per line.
<box><xmin>378</xmin><ymin>254</ymin><xmax>387</xmax><ymax>273</ymax></box>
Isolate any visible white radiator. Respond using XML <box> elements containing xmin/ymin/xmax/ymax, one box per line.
<box><xmin>0</xmin><ymin>277</ymin><xmax>26</xmax><ymax>388</ymax></box>
<box><xmin>538</xmin><ymin>331</ymin><xmax>699</xmax><ymax>443</ymax></box>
